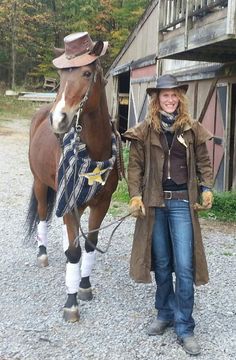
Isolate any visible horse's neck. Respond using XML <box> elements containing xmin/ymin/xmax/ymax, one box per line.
<box><xmin>81</xmin><ymin>89</ymin><xmax>112</xmax><ymax>161</ymax></box>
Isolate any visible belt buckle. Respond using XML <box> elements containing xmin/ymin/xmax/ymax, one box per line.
<box><xmin>164</xmin><ymin>191</ymin><xmax>172</xmax><ymax>200</ymax></box>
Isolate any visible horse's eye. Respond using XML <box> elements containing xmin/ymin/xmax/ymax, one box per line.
<box><xmin>83</xmin><ymin>71</ymin><xmax>92</xmax><ymax>78</ymax></box>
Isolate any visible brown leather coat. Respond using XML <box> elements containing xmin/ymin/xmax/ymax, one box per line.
<box><xmin>124</xmin><ymin>120</ymin><xmax>213</xmax><ymax>286</ymax></box>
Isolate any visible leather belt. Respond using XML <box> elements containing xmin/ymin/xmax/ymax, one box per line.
<box><xmin>163</xmin><ymin>190</ymin><xmax>189</xmax><ymax>201</ymax></box>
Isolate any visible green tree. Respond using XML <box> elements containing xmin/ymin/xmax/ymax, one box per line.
<box><xmin>0</xmin><ymin>0</ymin><xmax>151</xmax><ymax>87</ymax></box>
<box><xmin>0</xmin><ymin>0</ymin><xmax>54</xmax><ymax>88</ymax></box>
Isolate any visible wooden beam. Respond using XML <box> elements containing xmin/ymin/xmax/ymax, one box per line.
<box><xmin>198</xmin><ymin>78</ymin><xmax>217</xmax><ymax>123</ymax></box>
<box><xmin>223</xmin><ymin>83</ymin><xmax>231</xmax><ymax>190</ymax></box>
<box><xmin>227</xmin><ymin>0</ymin><xmax>236</xmax><ymax>34</ymax></box>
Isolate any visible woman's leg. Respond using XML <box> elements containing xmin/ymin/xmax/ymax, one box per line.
<box><xmin>167</xmin><ymin>199</ymin><xmax>195</xmax><ymax>339</ymax></box>
<box><xmin>152</xmin><ymin>207</ymin><xmax>175</xmax><ymax>322</ymax></box>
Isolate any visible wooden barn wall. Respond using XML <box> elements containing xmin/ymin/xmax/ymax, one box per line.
<box><xmin>106</xmin><ymin>5</ymin><xmax>158</xmax><ymax>111</ymax></box>
<box><xmin>196</xmin><ymin>80</ymin><xmax>214</xmax><ymax>120</ymax></box>
<box><xmin>116</xmin><ymin>6</ymin><xmax>158</xmax><ymax>65</ymax></box>
<box><xmin>185</xmin><ymin>82</ymin><xmax>195</xmax><ymax>118</ymax></box>
<box><xmin>162</xmin><ymin>59</ymin><xmax>220</xmax><ymax>77</ymax></box>
<box><xmin>130</xmin><ymin>65</ymin><xmax>156</xmax><ymax>124</ymax></box>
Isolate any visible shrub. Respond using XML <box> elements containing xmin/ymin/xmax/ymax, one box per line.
<box><xmin>199</xmin><ymin>191</ymin><xmax>236</xmax><ymax>222</ymax></box>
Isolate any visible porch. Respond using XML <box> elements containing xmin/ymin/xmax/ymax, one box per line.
<box><xmin>157</xmin><ymin>0</ymin><xmax>236</xmax><ymax>62</ymax></box>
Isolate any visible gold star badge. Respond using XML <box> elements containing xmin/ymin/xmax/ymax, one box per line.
<box><xmin>79</xmin><ymin>166</ymin><xmax>108</xmax><ymax>185</ymax></box>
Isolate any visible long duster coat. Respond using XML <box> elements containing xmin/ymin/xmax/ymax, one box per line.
<box><xmin>124</xmin><ymin>119</ymin><xmax>213</xmax><ymax>286</ymax></box>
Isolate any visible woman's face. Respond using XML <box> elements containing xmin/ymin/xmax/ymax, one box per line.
<box><xmin>159</xmin><ymin>89</ymin><xmax>179</xmax><ymax>114</ymax></box>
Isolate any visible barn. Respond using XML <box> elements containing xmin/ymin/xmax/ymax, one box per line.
<box><xmin>105</xmin><ymin>0</ymin><xmax>236</xmax><ymax>192</ymax></box>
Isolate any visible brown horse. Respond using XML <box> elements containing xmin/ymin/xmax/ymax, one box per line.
<box><xmin>25</xmin><ymin>33</ymin><xmax>119</xmax><ymax>322</ymax></box>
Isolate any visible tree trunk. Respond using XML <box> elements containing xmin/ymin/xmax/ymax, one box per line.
<box><xmin>11</xmin><ymin>2</ymin><xmax>17</xmax><ymax>89</ymax></box>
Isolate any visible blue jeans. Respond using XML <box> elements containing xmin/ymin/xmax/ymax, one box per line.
<box><xmin>152</xmin><ymin>199</ymin><xmax>195</xmax><ymax>339</ymax></box>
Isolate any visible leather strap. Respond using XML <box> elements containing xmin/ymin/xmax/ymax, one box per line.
<box><xmin>163</xmin><ymin>190</ymin><xmax>188</xmax><ymax>201</ymax></box>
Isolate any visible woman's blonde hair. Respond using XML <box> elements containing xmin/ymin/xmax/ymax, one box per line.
<box><xmin>146</xmin><ymin>88</ymin><xmax>192</xmax><ymax>132</ymax></box>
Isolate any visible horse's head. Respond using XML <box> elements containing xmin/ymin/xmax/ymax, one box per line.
<box><xmin>49</xmin><ymin>32</ymin><xmax>108</xmax><ymax>135</ymax></box>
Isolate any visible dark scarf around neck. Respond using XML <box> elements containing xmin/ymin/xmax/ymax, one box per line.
<box><xmin>160</xmin><ymin>110</ymin><xmax>178</xmax><ymax>132</ymax></box>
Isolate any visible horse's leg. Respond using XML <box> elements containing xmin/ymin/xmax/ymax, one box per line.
<box><xmin>34</xmin><ymin>179</ymin><xmax>49</xmax><ymax>267</ymax></box>
<box><xmin>62</xmin><ymin>213</ymin><xmax>82</xmax><ymax>322</ymax></box>
<box><xmin>78</xmin><ymin>200</ymin><xmax>111</xmax><ymax>301</ymax></box>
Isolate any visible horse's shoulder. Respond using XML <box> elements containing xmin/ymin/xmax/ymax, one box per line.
<box><xmin>30</xmin><ymin>103</ymin><xmax>53</xmax><ymax>137</ymax></box>
<box><xmin>32</xmin><ymin>103</ymin><xmax>52</xmax><ymax>122</ymax></box>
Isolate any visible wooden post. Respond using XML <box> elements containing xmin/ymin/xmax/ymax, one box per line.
<box><xmin>232</xmin><ymin>111</ymin><xmax>236</xmax><ymax>190</ymax></box>
<box><xmin>111</xmin><ymin>76</ymin><xmax>119</xmax><ymax>126</ymax></box>
<box><xmin>184</xmin><ymin>0</ymin><xmax>190</xmax><ymax>49</ymax></box>
<box><xmin>11</xmin><ymin>2</ymin><xmax>17</xmax><ymax>90</ymax></box>
<box><xmin>227</xmin><ymin>0</ymin><xmax>236</xmax><ymax>35</ymax></box>
<box><xmin>223</xmin><ymin>83</ymin><xmax>231</xmax><ymax>191</ymax></box>
<box><xmin>156</xmin><ymin>0</ymin><xmax>161</xmax><ymax>76</ymax></box>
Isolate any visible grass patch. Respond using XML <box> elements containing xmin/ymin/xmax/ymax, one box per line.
<box><xmin>112</xmin><ymin>178</ymin><xmax>129</xmax><ymax>203</ymax></box>
<box><xmin>199</xmin><ymin>191</ymin><xmax>236</xmax><ymax>223</ymax></box>
<box><xmin>109</xmin><ymin>146</ymin><xmax>130</xmax><ymax>216</ymax></box>
<box><xmin>0</xmin><ymin>95</ymin><xmax>39</xmax><ymax>120</ymax></box>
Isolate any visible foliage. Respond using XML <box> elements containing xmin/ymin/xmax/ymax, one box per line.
<box><xmin>112</xmin><ymin>178</ymin><xmax>129</xmax><ymax>203</ymax></box>
<box><xmin>0</xmin><ymin>0</ymin><xmax>55</xmax><ymax>88</ymax></box>
<box><xmin>199</xmin><ymin>191</ymin><xmax>236</xmax><ymax>222</ymax></box>
<box><xmin>0</xmin><ymin>0</ymin><xmax>151</xmax><ymax>88</ymax></box>
<box><xmin>112</xmin><ymin>145</ymin><xmax>130</xmax><ymax>203</ymax></box>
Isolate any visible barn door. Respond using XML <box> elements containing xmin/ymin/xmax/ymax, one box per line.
<box><xmin>200</xmin><ymin>83</ymin><xmax>228</xmax><ymax>191</ymax></box>
<box><xmin>128</xmin><ymin>65</ymin><xmax>156</xmax><ymax>128</ymax></box>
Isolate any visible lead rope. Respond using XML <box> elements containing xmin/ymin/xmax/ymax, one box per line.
<box><xmin>111</xmin><ymin>118</ymin><xmax>126</xmax><ymax>181</ymax></box>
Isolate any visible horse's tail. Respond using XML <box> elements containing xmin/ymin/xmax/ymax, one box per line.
<box><xmin>24</xmin><ymin>186</ymin><xmax>56</xmax><ymax>243</ymax></box>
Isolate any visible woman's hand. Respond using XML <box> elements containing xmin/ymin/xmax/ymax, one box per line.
<box><xmin>129</xmin><ymin>196</ymin><xmax>146</xmax><ymax>218</ymax></box>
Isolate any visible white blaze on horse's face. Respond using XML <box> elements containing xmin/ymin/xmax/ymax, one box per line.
<box><xmin>51</xmin><ymin>84</ymin><xmax>67</xmax><ymax>132</ymax></box>
<box><xmin>50</xmin><ymin>65</ymin><xmax>97</xmax><ymax>134</ymax></box>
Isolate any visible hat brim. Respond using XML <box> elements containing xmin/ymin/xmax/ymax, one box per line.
<box><xmin>52</xmin><ymin>41</ymin><xmax>108</xmax><ymax>69</ymax></box>
<box><xmin>146</xmin><ymin>84</ymin><xmax>188</xmax><ymax>95</ymax></box>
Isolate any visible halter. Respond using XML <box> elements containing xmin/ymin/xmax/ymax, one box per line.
<box><xmin>75</xmin><ymin>65</ymin><xmax>98</xmax><ymax>133</ymax></box>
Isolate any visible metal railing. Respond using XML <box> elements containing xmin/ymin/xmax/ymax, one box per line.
<box><xmin>159</xmin><ymin>0</ymin><xmax>228</xmax><ymax>31</ymax></box>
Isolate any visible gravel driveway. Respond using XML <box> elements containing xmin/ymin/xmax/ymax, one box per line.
<box><xmin>0</xmin><ymin>117</ymin><xmax>235</xmax><ymax>360</ymax></box>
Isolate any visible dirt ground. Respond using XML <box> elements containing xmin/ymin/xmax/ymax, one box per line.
<box><xmin>0</xmin><ymin>116</ymin><xmax>235</xmax><ymax>360</ymax></box>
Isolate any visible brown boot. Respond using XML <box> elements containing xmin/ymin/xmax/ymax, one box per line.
<box><xmin>179</xmin><ymin>336</ymin><xmax>201</xmax><ymax>355</ymax></box>
<box><xmin>147</xmin><ymin>319</ymin><xmax>173</xmax><ymax>336</ymax></box>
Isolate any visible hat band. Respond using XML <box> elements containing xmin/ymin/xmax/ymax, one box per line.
<box><xmin>66</xmin><ymin>47</ymin><xmax>92</xmax><ymax>60</ymax></box>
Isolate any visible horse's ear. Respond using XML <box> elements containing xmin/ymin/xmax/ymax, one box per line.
<box><xmin>53</xmin><ymin>47</ymin><xmax>65</xmax><ymax>58</ymax></box>
<box><xmin>90</xmin><ymin>41</ymin><xmax>105</xmax><ymax>56</ymax></box>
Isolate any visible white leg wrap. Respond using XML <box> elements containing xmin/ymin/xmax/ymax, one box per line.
<box><xmin>65</xmin><ymin>262</ymin><xmax>81</xmax><ymax>294</ymax></box>
<box><xmin>81</xmin><ymin>251</ymin><xmax>96</xmax><ymax>278</ymax></box>
<box><xmin>37</xmin><ymin>221</ymin><xmax>48</xmax><ymax>247</ymax></box>
<box><xmin>62</xmin><ymin>224</ymin><xmax>69</xmax><ymax>252</ymax></box>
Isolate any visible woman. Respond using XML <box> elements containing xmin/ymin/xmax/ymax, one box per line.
<box><xmin>124</xmin><ymin>74</ymin><xmax>213</xmax><ymax>356</ymax></box>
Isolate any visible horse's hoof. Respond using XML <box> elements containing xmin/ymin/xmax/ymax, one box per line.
<box><xmin>78</xmin><ymin>287</ymin><xmax>93</xmax><ymax>301</ymax></box>
<box><xmin>37</xmin><ymin>254</ymin><xmax>49</xmax><ymax>267</ymax></box>
<box><xmin>63</xmin><ymin>306</ymin><xmax>80</xmax><ymax>322</ymax></box>
<box><xmin>37</xmin><ymin>245</ymin><xmax>49</xmax><ymax>267</ymax></box>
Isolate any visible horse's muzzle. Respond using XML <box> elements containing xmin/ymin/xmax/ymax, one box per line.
<box><xmin>49</xmin><ymin>112</ymin><xmax>69</xmax><ymax>134</ymax></box>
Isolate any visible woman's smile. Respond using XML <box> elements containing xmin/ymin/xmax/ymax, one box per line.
<box><xmin>159</xmin><ymin>89</ymin><xmax>179</xmax><ymax>113</ymax></box>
